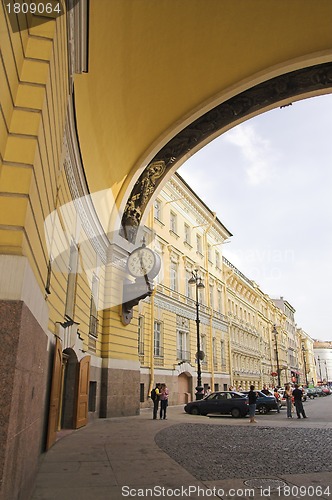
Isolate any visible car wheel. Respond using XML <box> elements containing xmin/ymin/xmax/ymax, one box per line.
<box><xmin>190</xmin><ymin>407</ymin><xmax>200</xmax><ymax>415</ymax></box>
<box><xmin>231</xmin><ymin>408</ymin><xmax>241</xmax><ymax>418</ymax></box>
<box><xmin>258</xmin><ymin>405</ymin><xmax>268</xmax><ymax>414</ymax></box>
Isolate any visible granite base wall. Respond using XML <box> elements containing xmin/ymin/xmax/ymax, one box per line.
<box><xmin>100</xmin><ymin>366</ymin><xmax>140</xmax><ymax>417</ymax></box>
<box><xmin>0</xmin><ymin>301</ymin><xmax>48</xmax><ymax>500</ymax></box>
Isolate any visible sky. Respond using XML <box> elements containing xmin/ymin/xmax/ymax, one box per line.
<box><xmin>179</xmin><ymin>93</ymin><xmax>332</xmax><ymax>342</ymax></box>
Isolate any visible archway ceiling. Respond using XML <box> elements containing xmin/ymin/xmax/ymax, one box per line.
<box><xmin>74</xmin><ymin>0</ymin><xmax>332</xmax><ymax>239</ymax></box>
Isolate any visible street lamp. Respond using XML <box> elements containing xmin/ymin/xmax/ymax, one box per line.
<box><xmin>188</xmin><ymin>270</ymin><xmax>205</xmax><ymax>400</ymax></box>
<box><xmin>272</xmin><ymin>325</ymin><xmax>281</xmax><ymax>387</ymax></box>
<box><xmin>301</xmin><ymin>344</ymin><xmax>308</xmax><ymax>387</ymax></box>
<box><xmin>317</xmin><ymin>356</ymin><xmax>323</xmax><ymax>384</ymax></box>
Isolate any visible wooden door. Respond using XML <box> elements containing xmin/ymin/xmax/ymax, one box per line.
<box><xmin>46</xmin><ymin>338</ymin><xmax>63</xmax><ymax>450</ymax></box>
<box><xmin>178</xmin><ymin>373</ymin><xmax>191</xmax><ymax>404</ymax></box>
<box><xmin>75</xmin><ymin>355</ymin><xmax>90</xmax><ymax>428</ymax></box>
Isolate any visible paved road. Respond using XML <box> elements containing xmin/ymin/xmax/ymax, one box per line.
<box><xmin>31</xmin><ymin>395</ymin><xmax>332</xmax><ymax>500</ymax></box>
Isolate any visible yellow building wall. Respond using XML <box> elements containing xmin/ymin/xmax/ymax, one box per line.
<box><xmin>0</xmin><ymin>7</ymin><xmax>104</xmax><ymax>353</ymax></box>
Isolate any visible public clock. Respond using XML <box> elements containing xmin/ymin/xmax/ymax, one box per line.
<box><xmin>127</xmin><ymin>245</ymin><xmax>161</xmax><ymax>279</ymax></box>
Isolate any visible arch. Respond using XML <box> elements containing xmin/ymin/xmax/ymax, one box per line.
<box><xmin>121</xmin><ymin>62</ymin><xmax>332</xmax><ymax>242</ymax></box>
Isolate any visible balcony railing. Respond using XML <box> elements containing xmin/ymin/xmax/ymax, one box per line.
<box><xmin>177</xmin><ymin>349</ymin><xmax>191</xmax><ymax>361</ymax></box>
<box><xmin>155</xmin><ymin>283</ymin><xmax>228</xmax><ymax>323</ymax></box>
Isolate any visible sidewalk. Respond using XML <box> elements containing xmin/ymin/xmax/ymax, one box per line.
<box><xmin>31</xmin><ymin>403</ymin><xmax>332</xmax><ymax>500</ymax></box>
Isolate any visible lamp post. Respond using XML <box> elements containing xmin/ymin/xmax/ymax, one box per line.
<box><xmin>301</xmin><ymin>344</ymin><xmax>308</xmax><ymax>387</ymax></box>
<box><xmin>188</xmin><ymin>270</ymin><xmax>205</xmax><ymax>400</ymax></box>
<box><xmin>317</xmin><ymin>356</ymin><xmax>322</xmax><ymax>384</ymax></box>
<box><xmin>272</xmin><ymin>325</ymin><xmax>281</xmax><ymax>387</ymax></box>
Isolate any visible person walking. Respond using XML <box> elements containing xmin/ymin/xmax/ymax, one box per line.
<box><xmin>159</xmin><ymin>383</ymin><xmax>169</xmax><ymax>419</ymax></box>
<box><xmin>292</xmin><ymin>384</ymin><xmax>307</xmax><ymax>419</ymax></box>
<box><xmin>152</xmin><ymin>383</ymin><xmax>161</xmax><ymax>420</ymax></box>
<box><xmin>248</xmin><ymin>384</ymin><xmax>258</xmax><ymax>423</ymax></box>
<box><xmin>285</xmin><ymin>383</ymin><xmax>293</xmax><ymax>418</ymax></box>
<box><xmin>204</xmin><ymin>386</ymin><xmax>211</xmax><ymax>397</ymax></box>
<box><xmin>273</xmin><ymin>387</ymin><xmax>281</xmax><ymax>413</ymax></box>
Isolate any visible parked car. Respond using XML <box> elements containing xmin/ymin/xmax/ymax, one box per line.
<box><xmin>321</xmin><ymin>386</ymin><xmax>331</xmax><ymax>396</ymax></box>
<box><xmin>184</xmin><ymin>391</ymin><xmax>249</xmax><ymax>418</ymax></box>
<box><xmin>241</xmin><ymin>390</ymin><xmax>278</xmax><ymax>414</ymax></box>
<box><xmin>306</xmin><ymin>388</ymin><xmax>318</xmax><ymax>399</ymax></box>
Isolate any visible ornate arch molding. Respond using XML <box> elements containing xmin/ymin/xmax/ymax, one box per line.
<box><xmin>121</xmin><ymin>62</ymin><xmax>332</xmax><ymax>243</ymax></box>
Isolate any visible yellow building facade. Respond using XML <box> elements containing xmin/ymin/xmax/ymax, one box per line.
<box><xmin>138</xmin><ymin>174</ymin><xmax>315</xmax><ymax>401</ymax></box>
<box><xmin>138</xmin><ymin>174</ymin><xmax>232</xmax><ymax>404</ymax></box>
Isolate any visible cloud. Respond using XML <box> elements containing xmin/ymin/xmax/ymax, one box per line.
<box><xmin>224</xmin><ymin>123</ymin><xmax>276</xmax><ymax>185</ymax></box>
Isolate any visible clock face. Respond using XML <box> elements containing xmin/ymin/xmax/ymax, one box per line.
<box><xmin>127</xmin><ymin>247</ymin><xmax>160</xmax><ymax>278</ymax></box>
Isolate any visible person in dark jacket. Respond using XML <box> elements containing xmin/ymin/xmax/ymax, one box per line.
<box><xmin>152</xmin><ymin>383</ymin><xmax>161</xmax><ymax>419</ymax></box>
<box><xmin>292</xmin><ymin>384</ymin><xmax>307</xmax><ymax>419</ymax></box>
<box><xmin>248</xmin><ymin>385</ymin><xmax>258</xmax><ymax>423</ymax></box>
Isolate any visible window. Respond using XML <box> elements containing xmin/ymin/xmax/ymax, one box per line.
<box><xmin>170</xmin><ymin>212</ymin><xmax>177</xmax><ymax>233</ymax></box>
<box><xmin>88</xmin><ymin>381</ymin><xmax>97</xmax><ymax>412</ymax></box>
<box><xmin>89</xmin><ymin>273</ymin><xmax>99</xmax><ymax>338</ymax></box>
<box><xmin>196</xmin><ymin>234</ymin><xmax>202</xmax><ymax>254</ymax></box>
<box><xmin>201</xmin><ymin>333</ymin><xmax>206</xmax><ymax>357</ymax></box>
<box><xmin>138</xmin><ymin>316</ymin><xmax>144</xmax><ymax>354</ymax></box>
<box><xmin>140</xmin><ymin>383</ymin><xmax>145</xmax><ymax>403</ymax></box>
<box><xmin>199</xmin><ymin>279</ymin><xmax>205</xmax><ymax>305</ymax></box>
<box><xmin>215</xmin><ymin>250</ymin><xmax>220</xmax><ymax>269</ymax></box>
<box><xmin>154</xmin><ymin>199</ymin><xmax>161</xmax><ymax>220</ymax></box>
<box><xmin>65</xmin><ymin>240</ymin><xmax>79</xmax><ymax>320</ymax></box>
<box><xmin>177</xmin><ymin>329</ymin><xmax>190</xmax><ymax>361</ymax></box>
<box><xmin>208</xmin><ymin>244</ymin><xmax>212</xmax><ymax>262</ymax></box>
<box><xmin>217</xmin><ymin>290</ymin><xmax>222</xmax><ymax>313</ymax></box>
<box><xmin>209</xmin><ymin>284</ymin><xmax>214</xmax><ymax>309</ymax></box>
<box><xmin>185</xmin><ymin>270</ymin><xmax>192</xmax><ymax>298</ymax></box>
<box><xmin>184</xmin><ymin>223</ymin><xmax>191</xmax><ymax>245</ymax></box>
<box><xmin>220</xmin><ymin>340</ymin><xmax>226</xmax><ymax>369</ymax></box>
<box><xmin>170</xmin><ymin>261</ymin><xmax>178</xmax><ymax>291</ymax></box>
<box><xmin>154</xmin><ymin>321</ymin><xmax>162</xmax><ymax>357</ymax></box>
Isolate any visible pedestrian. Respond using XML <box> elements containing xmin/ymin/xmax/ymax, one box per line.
<box><xmin>151</xmin><ymin>383</ymin><xmax>161</xmax><ymax>420</ymax></box>
<box><xmin>273</xmin><ymin>387</ymin><xmax>281</xmax><ymax>413</ymax></box>
<box><xmin>284</xmin><ymin>383</ymin><xmax>293</xmax><ymax>418</ymax></box>
<box><xmin>204</xmin><ymin>386</ymin><xmax>211</xmax><ymax>397</ymax></box>
<box><xmin>159</xmin><ymin>383</ymin><xmax>169</xmax><ymax>419</ymax></box>
<box><xmin>248</xmin><ymin>384</ymin><xmax>258</xmax><ymax>423</ymax></box>
<box><xmin>261</xmin><ymin>385</ymin><xmax>271</xmax><ymax>396</ymax></box>
<box><xmin>292</xmin><ymin>383</ymin><xmax>307</xmax><ymax>419</ymax></box>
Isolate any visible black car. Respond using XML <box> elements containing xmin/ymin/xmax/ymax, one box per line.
<box><xmin>241</xmin><ymin>390</ymin><xmax>278</xmax><ymax>414</ymax></box>
<box><xmin>184</xmin><ymin>391</ymin><xmax>249</xmax><ymax>418</ymax></box>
